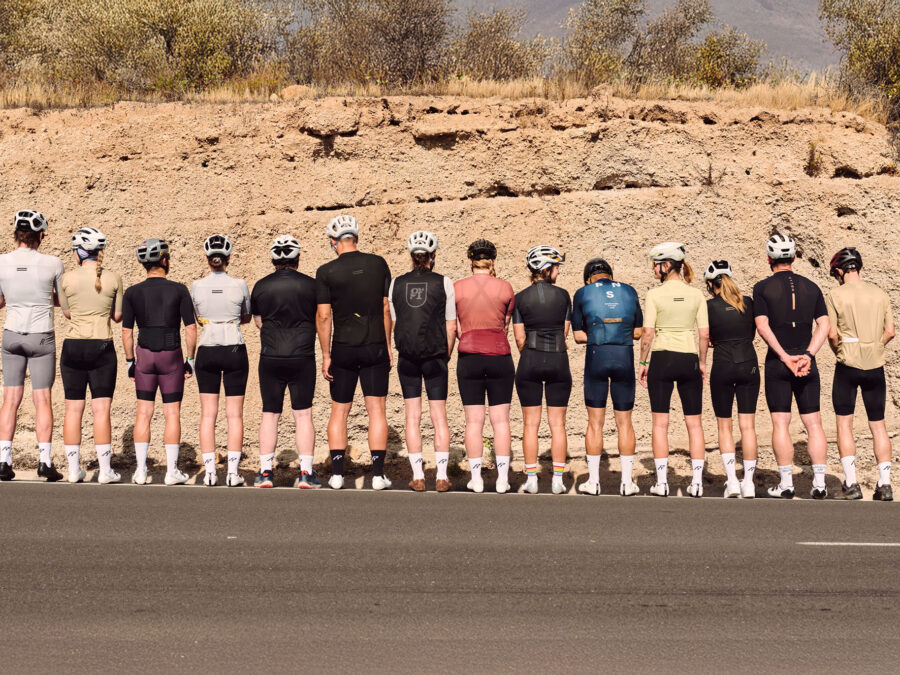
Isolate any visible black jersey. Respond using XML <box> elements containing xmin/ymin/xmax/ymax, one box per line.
<box><xmin>251</xmin><ymin>269</ymin><xmax>317</xmax><ymax>358</ymax></box>
<box><xmin>512</xmin><ymin>281</ymin><xmax>572</xmax><ymax>353</ymax></box>
<box><xmin>707</xmin><ymin>295</ymin><xmax>757</xmax><ymax>364</ymax></box>
<box><xmin>122</xmin><ymin>277</ymin><xmax>195</xmax><ymax>351</ymax></box>
<box><xmin>316</xmin><ymin>251</ymin><xmax>391</xmax><ymax>347</ymax></box>
<box><xmin>390</xmin><ymin>269</ymin><xmax>455</xmax><ymax>360</ymax></box>
<box><xmin>752</xmin><ymin>271</ymin><xmax>827</xmax><ymax>357</ymax></box>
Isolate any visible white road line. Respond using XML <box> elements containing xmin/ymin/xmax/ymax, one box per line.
<box><xmin>798</xmin><ymin>542</ymin><xmax>900</xmax><ymax>547</ymax></box>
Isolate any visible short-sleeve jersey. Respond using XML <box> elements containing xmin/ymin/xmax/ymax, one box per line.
<box><xmin>572</xmin><ymin>278</ymin><xmax>642</xmax><ymax>346</ymax></box>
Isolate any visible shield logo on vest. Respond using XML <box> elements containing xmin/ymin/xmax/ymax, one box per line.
<box><xmin>406</xmin><ymin>282</ymin><xmax>428</xmax><ymax>308</ymax></box>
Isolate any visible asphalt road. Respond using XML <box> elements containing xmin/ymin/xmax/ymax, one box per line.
<box><xmin>1</xmin><ymin>483</ymin><xmax>898</xmax><ymax>674</ymax></box>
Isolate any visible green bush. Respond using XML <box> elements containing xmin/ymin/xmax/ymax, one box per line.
<box><xmin>627</xmin><ymin>0</ymin><xmax>712</xmax><ymax>81</ymax></box>
<box><xmin>692</xmin><ymin>26</ymin><xmax>766</xmax><ymax>87</ymax></box>
<box><xmin>449</xmin><ymin>8</ymin><xmax>549</xmax><ymax>80</ymax></box>
<box><xmin>564</xmin><ymin>0</ymin><xmax>645</xmax><ymax>86</ymax></box>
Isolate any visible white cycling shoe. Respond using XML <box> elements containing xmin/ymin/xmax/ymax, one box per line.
<box><xmin>203</xmin><ymin>471</ymin><xmax>218</xmax><ymax>487</ymax></box>
<box><xmin>741</xmin><ymin>478</ymin><xmax>755</xmax><ymax>499</ymax></box>
<box><xmin>649</xmin><ymin>483</ymin><xmax>669</xmax><ymax>497</ymax></box>
<box><xmin>578</xmin><ymin>480</ymin><xmax>600</xmax><ymax>496</ymax></box>
<box><xmin>68</xmin><ymin>468</ymin><xmax>86</xmax><ymax>484</ymax></box>
<box><xmin>328</xmin><ymin>475</ymin><xmax>344</xmax><ymax>490</ymax></box>
<box><xmin>495</xmin><ymin>479</ymin><xmax>510</xmax><ymax>494</ymax></box>
<box><xmin>619</xmin><ymin>481</ymin><xmax>640</xmax><ymax>496</ymax></box>
<box><xmin>372</xmin><ymin>475</ymin><xmax>392</xmax><ymax>491</ymax></box>
<box><xmin>551</xmin><ymin>475</ymin><xmax>566</xmax><ymax>495</ymax></box>
<box><xmin>226</xmin><ymin>473</ymin><xmax>245</xmax><ymax>487</ymax></box>
<box><xmin>467</xmin><ymin>477</ymin><xmax>484</xmax><ymax>493</ymax></box>
<box><xmin>724</xmin><ymin>479</ymin><xmax>741</xmax><ymax>498</ymax></box>
<box><xmin>519</xmin><ymin>475</ymin><xmax>539</xmax><ymax>494</ymax></box>
<box><xmin>98</xmin><ymin>469</ymin><xmax>121</xmax><ymax>485</ymax></box>
<box><xmin>164</xmin><ymin>469</ymin><xmax>189</xmax><ymax>486</ymax></box>
<box><xmin>687</xmin><ymin>482</ymin><xmax>703</xmax><ymax>498</ymax></box>
<box><xmin>132</xmin><ymin>468</ymin><xmax>150</xmax><ymax>485</ymax></box>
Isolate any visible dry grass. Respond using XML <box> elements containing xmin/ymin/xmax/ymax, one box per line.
<box><xmin>0</xmin><ymin>74</ymin><xmax>888</xmax><ymax>123</ymax></box>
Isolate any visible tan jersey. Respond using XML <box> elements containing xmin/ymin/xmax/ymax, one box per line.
<box><xmin>644</xmin><ymin>279</ymin><xmax>708</xmax><ymax>353</ymax></box>
<box><xmin>59</xmin><ymin>266</ymin><xmax>124</xmax><ymax>340</ymax></box>
<box><xmin>826</xmin><ymin>280</ymin><xmax>893</xmax><ymax>370</ymax></box>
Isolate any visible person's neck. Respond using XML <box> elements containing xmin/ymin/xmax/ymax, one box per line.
<box><xmin>473</xmin><ymin>269</ymin><xmax>491</xmax><ymax>276</ymax></box>
<box><xmin>772</xmin><ymin>264</ymin><xmax>792</xmax><ymax>273</ymax></box>
<box><xmin>17</xmin><ymin>243</ymin><xmax>37</xmax><ymax>251</ymax></box>
<box><xmin>842</xmin><ymin>271</ymin><xmax>862</xmax><ymax>284</ymax></box>
<box><xmin>337</xmin><ymin>242</ymin><xmax>358</xmax><ymax>256</ymax></box>
<box><xmin>81</xmin><ymin>260</ymin><xmax>98</xmax><ymax>269</ymax></box>
<box><xmin>663</xmin><ymin>273</ymin><xmax>680</xmax><ymax>283</ymax></box>
<box><xmin>589</xmin><ymin>275</ymin><xmax>611</xmax><ymax>284</ymax></box>
<box><xmin>147</xmin><ymin>270</ymin><xmax>167</xmax><ymax>279</ymax></box>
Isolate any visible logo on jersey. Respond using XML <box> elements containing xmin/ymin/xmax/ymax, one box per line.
<box><xmin>406</xmin><ymin>282</ymin><xmax>428</xmax><ymax>308</ymax></box>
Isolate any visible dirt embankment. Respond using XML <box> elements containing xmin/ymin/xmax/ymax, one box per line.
<box><xmin>0</xmin><ymin>95</ymin><xmax>897</xmax><ymax>493</ymax></box>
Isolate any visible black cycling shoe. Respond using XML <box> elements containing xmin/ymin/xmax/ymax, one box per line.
<box><xmin>873</xmin><ymin>484</ymin><xmax>894</xmax><ymax>502</ymax></box>
<box><xmin>0</xmin><ymin>462</ymin><xmax>14</xmax><ymax>481</ymax></box>
<box><xmin>810</xmin><ymin>487</ymin><xmax>828</xmax><ymax>500</ymax></box>
<box><xmin>37</xmin><ymin>462</ymin><xmax>63</xmax><ymax>482</ymax></box>
<box><xmin>836</xmin><ymin>482</ymin><xmax>862</xmax><ymax>500</ymax></box>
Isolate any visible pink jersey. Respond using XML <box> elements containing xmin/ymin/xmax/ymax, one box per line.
<box><xmin>454</xmin><ymin>275</ymin><xmax>515</xmax><ymax>355</ymax></box>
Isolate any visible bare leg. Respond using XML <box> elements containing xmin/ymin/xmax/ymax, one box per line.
<box><xmin>717</xmin><ymin>417</ymin><xmax>735</xmax><ymax>456</ymax></box>
<box><xmin>737</xmin><ymin>413</ymin><xmax>757</xmax><ymax>461</ymax></box>
<box><xmin>835</xmin><ymin>414</ymin><xmax>855</xmax><ymax>460</ymax></box>
<box><xmin>585</xmin><ymin>407</ymin><xmax>605</xmax><ymax>456</ymax></box>
<box><xmin>32</xmin><ymin>388</ymin><xmax>53</xmax><ymax>444</ymax></box>
<box><xmin>162</xmin><ymin>401</ymin><xmax>182</xmax><ymax>446</ymax></box>
<box><xmin>225</xmin><ymin>396</ymin><xmax>245</xmax><ymax>454</ymax></box>
<box><xmin>613</xmin><ymin>410</ymin><xmax>635</xmax><ymax>456</ymax></box>
<box><xmin>547</xmin><ymin>406</ymin><xmax>567</xmax><ymax>465</ymax></box>
<box><xmin>199</xmin><ymin>393</ymin><xmax>219</xmax><ymax>455</ymax></box>
<box><xmin>770</xmin><ymin>412</ymin><xmax>794</xmax><ymax>466</ymax></box>
<box><xmin>91</xmin><ymin>398</ymin><xmax>113</xmax><ymax>446</ymax></box>
<box><xmin>651</xmin><ymin>412</ymin><xmax>670</xmax><ymax>459</ymax></box>
<box><xmin>404</xmin><ymin>397</ymin><xmax>423</xmax><ymax>454</ymax></box>
<box><xmin>800</xmin><ymin>412</ymin><xmax>827</xmax><ymax>465</ymax></box>
<box><xmin>488</xmin><ymin>403</ymin><xmax>511</xmax><ymax>458</ymax></box>
<box><xmin>463</xmin><ymin>405</ymin><xmax>486</xmax><ymax>460</ymax></box>
<box><xmin>133</xmin><ymin>400</ymin><xmax>155</xmax><ymax>445</ymax></box>
<box><xmin>292</xmin><ymin>408</ymin><xmax>314</xmax><ymax>456</ymax></box>
<box><xmin>63</xmin><ymin>400</ymin><xmax>87</xmax><ymax>446</ymax></box>
<box><xmin>327</xmin><ymin>402</ymin><xmax>352</xmax><ymax>450</ymax></box>
<box><xmin>870</xmin><ymin>419</ymin><xmax>893</xmax><ymax>465</ymax></box>
<box><xmin>364</xmin><ymin>396</ymin><xmax>388</xmax><ymax>451</ymax></box>
<box><xmin>259</xmin><ymin>413</ymin><xmax>280</xmax><ymax>456</ymax></box>
<box><xmin>0</xmin><ymin>386</ymin><xmax>24</xmax><ymax>444</ymax></box>
<box><xmin>521</xmin><ymin>405</ymin><xmax>542</xmax><ymax>466</ymax></box>
<box><xmin>428</xmin><ymin>399</ymin><xmax>449</xmax><ymax>454</ymax></box>
<box><xmin>685</xmin><ymin>415</ymin><xmax>705</xmax><ymax>461</ymax></box>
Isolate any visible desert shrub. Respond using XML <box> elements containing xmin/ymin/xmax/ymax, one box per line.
<box><xmin>692</xmin><ymin>26</ymin><xmax>766</xmax><ymax>87</ymax></box>
<box><xmin>449</xmin><ymin>8</ymin><xmax>549</xmax><ymax>80</ymax></box>
<box><xmin>564</xmin><ymin>0</ymin><xmax>645</xmax><ymax>86</ymax></box>
<box><xmin>626</xmin><ymin>0</ymin><xmax>712</xmax><ymax>81</ymax></box>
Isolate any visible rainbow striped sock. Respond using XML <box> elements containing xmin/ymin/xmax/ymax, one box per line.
<box><xmin>525</xmin><ymin>464</ymin><xmax>537</xmax><ymax>476</ymax></box>
<box><xmin>553</xmin><ymin>462</ymin><xmax>565</xmax><ymax>476</ymax></box>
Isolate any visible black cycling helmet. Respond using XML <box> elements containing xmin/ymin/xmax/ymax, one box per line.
<box><xmin>830</xmin><ymin>247</ymin><xmax>863</xmax><ymax>278</ymax></box>
<box><xmin>467</xmin><ymin>239</ymin><xmax>497</xmax><ymax>261</ymax></box>
<box><xmin>583</xmin><ymin>258</ymin><xmax>612</xmax><ymax>283</ymax></box>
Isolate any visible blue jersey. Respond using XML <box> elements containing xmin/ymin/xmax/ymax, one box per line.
<box><xmin>572</xmin><ymin>279</ymin><xmax>643</xmax><ymax>346</ymax></box>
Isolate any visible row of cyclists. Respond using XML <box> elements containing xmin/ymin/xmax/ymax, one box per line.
<box><xmin>0</xmin><ymin>210</ymin><xmax>893</xmax><ymax>500</ymax></box>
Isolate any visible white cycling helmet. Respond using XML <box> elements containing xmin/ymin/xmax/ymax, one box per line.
<box><xmin>408</xmin><ymin>230</ymin><xmax>438</xmax><ymax>254</ymax></box>
<box><xmin>326</xmin><ymin>214</ymin><xmax>359</xmax><ymax>240</ymax></box>
<box><xmin>649</xmin><ymin>241</ymin><xmax>686</xmax><ymax>264</ymax></box>
<box><xmin>204</xmin><ymin>234</ymin><xmax>233</xmax><ymax>258</ymax></box>
<box><xmin>15</xmin><ymin>210</ymin><xmax>48</xmax><ymax>233</ymax></box>
<box><xmin>271</xmin><ymin>234</ymin><xmax>301</xmax><ymax>261</ymax></box>
<box><xmin>136</xmin><ymin>238</ymin><xmax>169</xmax><ymax>264</ymax></box>
<box><xmin>71</xmin><ymin>227</ymin><xmax>107</xmax><ymax>252</ymax></box>
<box><xmin>704</xmin><ymin>260</ymin><xmax>733</xmax><ymax>282</ymax></box>
<box><xmin>526</xmin><ymin>245</ymin><xmax>565</xmax><ymax>272</ymax></box>
<box><xmin>766</xmin><ymin>233</ymin><xmax>796</xmax><ymax>261</ymax></box>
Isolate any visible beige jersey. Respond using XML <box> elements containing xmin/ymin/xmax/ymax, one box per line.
<box><xmin>826</xmin><ymin>280</ymin><xmax>893</xmax><ymax>370</ymax></box>
<box><xmin>59</xmin><ymin>266</ymin><xmax>124</xmax><ymax>340</ymax></box>
<box><xmin>644</xmin><ymin>279</ymin><xmax>708</xmax><ymax>353</ymax></box>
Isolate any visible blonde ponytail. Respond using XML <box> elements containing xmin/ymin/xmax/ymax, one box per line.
<box><xmin>94</xmin><ymin>250</ymin><xmax>104</xmax><ymax>293</ymax></box>
<box><xmin>472</xmin><ymin>259</ymin><xmax>496</xmax><ymax>277</ymax></box>
<box><xmin>719</xmin><ymin>275</ymin><xmax>746</xmax><ymax>313</ymax></box>
<box><xmin>681</xmin><ymin>261</ymin><xmax>694</xmax><ymax>285</ymax></box>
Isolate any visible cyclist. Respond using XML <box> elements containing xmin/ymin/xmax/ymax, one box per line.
<box><xmin>191</xmin><ymin>235</ymin><xmax>251</xmax><ymax>488</ymax></box>
<box><xmin>389</xmin><ymin>231</ymin><xmax>457</xmax><ymax>492</ymax></box>
<box><xmin>122</xmin><ymin>239</ymin><xmax>196</xmax><ymax>486</ymax></box>
<box><xmin>316</xmin><ymin>215</ymin><xmax>393</xmax><ymax>490</ymax></box>
<box><xmin>59</xmin><ymin>227</ymin><xmax>123</xmax><ymax>484</ymax></box>
<box><xmin>572</xmin><ymin>258</ymin><xmax>642</xmax><ymax>496</ymax></box>
<box><xmin>639</xmin><ymin>242</ymin><xmax>709</xmax><ymax>497</ymax></box>
<box><xmin>455</xmin><ymin>239</ymin><xmax>515</xmax><ymax>493</ymax></box>
<box><xmin>704</xmin><ymin>261</ymin><xmax>759</xmax><ymax>499</ymax></box>
<box><xmin>252</xmin><ymin>236</ymin><xmax>320</xmax><ymax>489</ymax></box>
<box><xmin>826</xmin><ymin>247</ymin><xmax>894</xmax><ymax>501</ymax></box>
<box><xmin>513</xmin><ymin>245</ymin><xmax>571</xmax><ymax>495</ymax></box>
<box><xmin>753</xmin><ymin>233</ymin><xmax>830</xmax><ymax>499</ymax></box>
<box><xmin>0</xmin><ymin>210</ymin><xmax>64</xmax><ymax>482</ymax></box>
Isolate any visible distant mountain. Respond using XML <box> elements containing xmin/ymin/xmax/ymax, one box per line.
<box><xmin>460</xmin><ymin>0</ymin><xmax>838</xmax><ymax>71</ymax></box>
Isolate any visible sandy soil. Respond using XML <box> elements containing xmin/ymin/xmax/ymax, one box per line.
<box><xmin>0</xmin><ymin>94</ymin><xmax>897</xmax><ymax>491</ymax></box>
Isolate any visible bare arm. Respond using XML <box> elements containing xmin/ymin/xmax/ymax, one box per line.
<box><xmin>632</xmin><ymin>328</ymin><xmax>641</xmax><ymax>340</ymax></box>
<box><xmin>122</xmin><ymin>328</ymin><xmax>135</xmax><ymax>361</ymax></box>
<box><xmin>184</xmin><ymin>324</ymin><xmax>197</xmax><ymax>359</ymax></box>
<box><xmin>573</xmin><ymin>330</ymin><xmax>588</xmax><ymax>344</ymax></box>
<box><xmin>756</xmin><ymin>315</ymin><xmax>802</xmax><ymax>376</ymax></box>
<box><xmin>316</xmin><ymin>304</ymin><xmax>334</xmax><ymax>381</ymax></box>
<box><xmin>883</xmin><ymin>322</ymin><xmax>896</xmax><ymax>346</ymax></box>
<box><xmin>564</xmin><ymin>320</ymin><xmax>571</xmax><ymax>340</ymax></box>
<box><xmin>445</xmin><ymin>320</ymin><xmax>457</xmax><ymax>357</ymax></box>
<box><xmin>254</xmin><ymin>316</ymin><xmax>262</xmax><ymax>329</ymax></box>
<box><xmin>513</xmin><ymin>323</ymin><xmax>526</xmax><ymax>352</ymax></box>
<box><xmin>63</xmin><ymin>310</ymin><xmax>72</xmax><ymax>320</ymax></box>
<box><xmin>807</xmin><ymin>315</ymin><xmax>829</xmax><ymax>357</ymax></box>
<box><xmin>828</xmin><ymin>322</ymin><xmax>840</xmax><ymax>355</ymax></box>
<box><xmin>383</xmin><ymin>297</ymin><xmax>393</xmax><ymax>367</ymax></box>
<box><xmin>698</xmin><ymin>327</ymin><xmax>710</xmax><ymax>382</ymax></box>
<box><xmin>638</xmin><ymin>327</ymin><xmax>655</xmax><ymax>388</ymax></box>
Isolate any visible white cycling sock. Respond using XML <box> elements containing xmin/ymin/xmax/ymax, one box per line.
<box><xmin>260</xmin><ymin>453</ymin><xmax>274</xmax><ymax>472</ymax></box>
<box><xmin>227</xmin><ymin>451</ymin><xmax>241</xmax><ymax>475</ymax></box>
<box><xmin>299</xmin><ymin>454</ymin><xmax>313</xmax><ymax>475</ymax></box>
<box><xmin>96</xmin><ymin>444</ymin><xmax>112</xmax><ymax>474</ymax></box>
<box><xmin>720</xmin><ymin>452</ymin><xmax>737</xmax><ymax>482</ymax></box>
<box><xmin>691</xmin><ymin>459</ymin><xmax>704</xmax><ymax>485</ymax></box>
<box><xmin>202</xmin><ymin>452</ymin><xmax>216</xmax><ymax>475</ymax></box>
<box><xmin>165</xmin><ymin>444</ymin><xmax>180</xmax><ymax>473</ymax></box>
<box><xmin>496</xmin><ymin>455</ymin><xmax>510</xmax><ymax>484</ymax></box>
<box><xmin>65</xmin><ymin>445</ymin><xmax>80</xmax><ymax>472</ymax></box>
<box><xmin>435</xmin><ymin>451</ymin><xmax>449</xmax><ymax>480</ymax></box>
<box><xmin>134</xmin><ymin>442</ymin><xmax>149</xmax><ymax>473</ymax></box>
<box><xmin>840</xmin><ymin>456</ymin><xmax>857</xmax><ymax>486</ymax></box>
<box><xmin>812</xmin><ymin>464</ymin><xmax>827</xmax><ymax>490</ymax></box>
<box><xmin>469</xmin><ymin>457</ymin><xmax>482</xmax><ymax>481</ymax></box>
<box><xmin>742</xmin><ymin>459</ymin><xmax>757</xmax><ymax>482</ymax></box>
<box><xmin>38</xmin><ymin>442</ymin><xmax>52</xmax><ymax>466</ymax></box>
<box><xmin>620</xmin><ymin>454</ymin><xmax>634</xmax><ymax>485</ymax></box>
<box><xmin>587</xmin><ymin>454</ymin><xmax>601</xmax><ymax>483</ymax></box>
<box><xmin>0</xmin><ymin>441</ymin><xmax>11</xmax><ymax>465</ymax></box>
<box><xmin>654</xmin><ymin>458</ymin><xmax>668</xmax><ymax>485</ymax></box>
<box><xmin>877</xmin><ymin>461</ymin><xmax>891</xmax><ymax>487</ymax></box>
<box><xmin>778</xmin><ymin>465</ymin><xmax>793</xmax><ymax>489</ymax></box>
<box><xmin>408</xmin><ymin>452</ymin><xmax>425</xmax><ymax>480</ymax></box>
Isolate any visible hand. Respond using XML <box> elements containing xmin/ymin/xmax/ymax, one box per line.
<box><xmin>781</xmin><ymin>353</ymin><xmax>803</xmax><ymax>377</ymax></box>
<box><xmin>322</xmin><ymin>355</ymin><xmax>334</xmax><ymax>382</ymax></box>
<box><xmin>638</xmin><ymin>364</ymin><xmax>649</xmax><ymax>389</ymax></box>
<box><xmin>184</xmin><ymin>357</ymin><xmax>195</xmax><ymax>380</ymax></box>
<box><xmin>126</xmin><ymin>359</ymin><xmax>136</xmax><ymax>380</ymax></box>
<box><xmin>795</xmin><ymin>354</ymin><xmax>812</xmax><ymax>377</ymax></box>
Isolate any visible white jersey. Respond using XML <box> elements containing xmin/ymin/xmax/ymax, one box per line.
<box><xmin>191</xmin><ymin>272</ymin><xmax>251</xmax><ymax>347</ymax></box>
<box><xmin>0</xmin><ymin>247</ymin><xmax>64</xmax><ymax>334</ymax></box>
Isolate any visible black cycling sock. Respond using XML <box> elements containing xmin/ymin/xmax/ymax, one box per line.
<box><xmin>371</xmin><ymin>450</ymin><xmax>387</xmax><ymax>476</ymax></box>
<box><xmin>330</xmin><ymin>449</ymin><xmax>345</xmax><ymax>476</ymax></box>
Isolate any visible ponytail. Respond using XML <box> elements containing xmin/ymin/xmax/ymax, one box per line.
<box><xmin>208</xmin><ymin>254</ymin><xmax>227</xmax><ymax>271</ymax></box>
<box><xmin>411</xmin><ymin>252</ymin><xmax>432</xmax><ymax>272</ymax></box>
<box><xmin>472</xmin><ymin>259</ymin><xmax>496</xmax><ymax>277</ymax></box>
<box><xmin>719</xmin><ymin>275</ymin><xmax>746</xmax><ymax>313</ymax></box>
<box><xmin>682</xmin><ymin>261</ymin><xmax>694</xmax><ymax>285</ymax></box>
<box><xmin>94</xmin><ymin>250</ymin><xmax>104</xmax><ymax>293</ymax></box>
